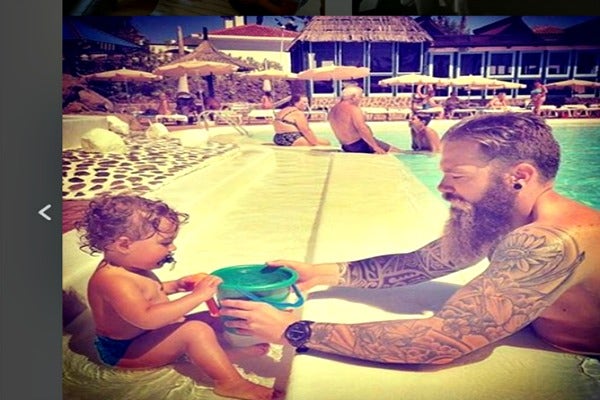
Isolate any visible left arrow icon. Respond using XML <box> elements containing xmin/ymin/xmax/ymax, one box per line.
<box><xmin>38</xmin><ymin>204</ymin><xmax>52</xmax><ymax>221</ymax></box>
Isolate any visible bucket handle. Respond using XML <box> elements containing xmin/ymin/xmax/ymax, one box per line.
<box><xmin>233</xmin><ymin>284</ymin><xmax>304</xmax><ymax>309</ymax></box>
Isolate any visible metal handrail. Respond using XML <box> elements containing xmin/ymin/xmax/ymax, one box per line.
<box><xmin>197</xmin><ymin>110</ymin><xmax>250</xmax><ymax>136</ymax></box>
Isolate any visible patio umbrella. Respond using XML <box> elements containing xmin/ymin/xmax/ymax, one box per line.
<box><xmin>379</xmin><ymin>74</ymin><xmax>451</xmax><ymax>109</ymax></box>
<box><xmin>546</xmin><ymin>79</ymin><xmax>600</xmax><ymax>95</ymax></box>
<box><xmin>83</xmin><ymin>67</ymin><xmax>162</xmax><ymax>104</ymax></box>
<box><xmin>153</xmin><ymin>61</ymin><xmax>239</xmax><ymax>98</ymax></box>
<box><xmin>297</xmin><ymin>65</ymin><xmax>370</xmax><ymax>81</ymax></box>
<box><xmin>378</xmin><ymin>74</ymin><xmax>450</xmax><ymax>87</ymax></box>
<box><xmin>467</xmin><ymin>79</ymin><xmax>526</xmax><ymax>91</ymax></box>
<box><xmin>240</xmin><ymin>69</ymin><xmax>298</xmax><ymax>80</ymax></box>
<box><xmin>449</xmin><ymin>75</ymin><xmax>506</xmax><ymax>99</ymax></box>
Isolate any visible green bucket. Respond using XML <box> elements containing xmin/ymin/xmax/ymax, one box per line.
<box><xmin>211</xmin><ymin>264</ymin><xmax>304</xmax><ymax>334</ymax></box>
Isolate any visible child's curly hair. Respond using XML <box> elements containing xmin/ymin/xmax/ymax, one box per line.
<box><xmin>75</xmin><ymin>194</ymin><xmax>189</xmax><ymax>255</ymax></box>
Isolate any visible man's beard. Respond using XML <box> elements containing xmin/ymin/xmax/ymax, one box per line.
<box><xmin>441</xmin><ymin>176</ymin><xmax>517</xmax><ymax>266</ymax></box>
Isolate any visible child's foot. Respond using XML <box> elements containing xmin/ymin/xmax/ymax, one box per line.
<box><xmin>226</xmin><ymin>343</ymin><xmax>270</xmax><ymax>362</ymax></box>
<box><xmin>214</xmin><ymin>378</ymin><xmax>274</xmax><ymax>400</ymax></box>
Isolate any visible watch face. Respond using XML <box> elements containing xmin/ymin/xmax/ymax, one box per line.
<box><xmin>285</xmin><ymin>321</ymin><xmax>312</xmax><ymax>347</ymax></box>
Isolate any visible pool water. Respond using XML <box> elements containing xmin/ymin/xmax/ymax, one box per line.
<box><xmin>388</xmin><ymin>124</ymin><xmax>600</xmax><ymax>210</ymax></box>
<box><xmin>251</xmin><ymin>122</ymin><xmax>600</xmax><ymax>210</ymax></box>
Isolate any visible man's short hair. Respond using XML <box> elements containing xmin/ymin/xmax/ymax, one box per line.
<box><xmin>341</xmin><ymin>85</ymin><xmax>363</xmax><ymax>100</ymax></box>
<box><xmin>441</xmin><ymin>113</ymin><xmax>560</xmax><ymax>181</ymax></box>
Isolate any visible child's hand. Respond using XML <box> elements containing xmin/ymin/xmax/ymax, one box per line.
<box><xmin>177</xmin><ymin>273</ymin><xmax>210</xmax><ymax>292</ymax></box>
<box><xmin>191</xmin><ymin>275</ymin><xmax>222</xmax><ymax>302</ymax></box>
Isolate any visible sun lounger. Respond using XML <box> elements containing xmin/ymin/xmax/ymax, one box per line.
<box><xmin>362</xmin><ymin>107</ymin><xmax>389</xmax><ymax>121</ymax></box>
<box><xmin>246</xmin><ymin>109</ymin><xmax>276</xmax><ymax>124</ymax></box>
<box><xmin>417</xmin><ymin>107</ymin><xmax>445</xmax><ymax>119</ymax></box>
<box><xmin>587</xmin><ymin>104</ymin><xmax>600</xmax><ymax>118</ymax></box>
<box><xmin>154</xmin><ymin>114</ymin><xmax>189</xmax><ymax>125</ymax></box>
<box><xmin>538</xmin><ymin>105</ymin><xmax>559</xmax><ymax>118</ymax></box>
<box><xmin>387</xmin><ymin>108</ymin><xmax>413</xmax><ymax>121</ymax></box>
<box><xmin>450</xmin><ymin>108</ymin><xmax>478</xmax><ymax>119</ymax></box>
<box><xmin>557</xmin><ymin>104</ymin><xmax>591</xmax><ymax>118</ymax></box>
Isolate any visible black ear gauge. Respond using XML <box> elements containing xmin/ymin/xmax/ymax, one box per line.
<box><xmin>513</xmin><ymin>182</ymin><xmax>523</xmax><ymax>190</ymax></box>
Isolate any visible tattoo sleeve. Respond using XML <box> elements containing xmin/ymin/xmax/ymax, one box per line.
<box><xmin>308</xmin><ymin>226</ymin><xmax>584</xmax><ymax>364</ymax></box>
<box><xmin>342</xmin><ymin>239</ymin><xmax>463</xmax><ymax>288</ymax></box>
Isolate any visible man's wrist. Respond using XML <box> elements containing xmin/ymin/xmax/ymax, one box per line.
<box><xmin>284</xmin><ymin>320</ymin><xmax>314</xmax><ymax>352</ymax></box>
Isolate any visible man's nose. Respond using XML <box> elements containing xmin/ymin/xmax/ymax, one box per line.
<box><xmin>437</xmin><ymin>177</ymin><xmax>454</xmax><ymax>195</ymax></box>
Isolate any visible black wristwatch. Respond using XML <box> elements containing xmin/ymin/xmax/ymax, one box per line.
<box><xmin>284</xmin><ymin>320</ymin><xmax>314</xmax><ymax>353</ymax></box>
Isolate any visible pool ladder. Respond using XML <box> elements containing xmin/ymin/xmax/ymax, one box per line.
<box><xmin>197</xmin><ymin>110</ymin><xmax>250</xmax><ymax>137</ymax></box>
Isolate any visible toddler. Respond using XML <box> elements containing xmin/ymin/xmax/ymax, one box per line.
<box><xmin>77</xmin><ymin>194</ymin><xmax>274</xmax><ymax>400</ymax></box>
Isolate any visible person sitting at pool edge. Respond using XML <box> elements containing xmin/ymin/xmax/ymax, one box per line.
<box><xmin>328</xmin><ymin>86</ymin><xmax>400</xmax><ymax>154</ymax></box>
<box><xmin>219</xmin><ymin>113</ymin><xmax>600</xmax><ymax>363</ymax></box>
<box><xmin>487</xmin><ymin>92</ymin><xmax>509</xmax><ymax>109</ymax></box>
<box><xmin>77</xmin><ymin>194</ymin><xmax>274</xmax><ymax>400</ymax></box>
<box><xmin>409</xmin><ymin>114</ymin><xmax>441</xmax><ymax>153</ymax></box>
<box><xmin>272</xmin><ymin>94</ymin><xmax>330</xmax><ymax>147</ymax></box>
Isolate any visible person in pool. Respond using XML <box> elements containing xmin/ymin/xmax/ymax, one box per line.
<box><xmin>328</xmin><ymin>86</ymin><xmax>400</xmax><ymax>154</ymax></box>
<box><xmin>272</xmin><ymin>94</ymin><xmax>330</xmax><ymax>147</ymax></box>
<box><xmin>77</xmin><ymin>194</ymin><xmax>274</xmax><ymax>400</ymax></box>
<box><xmin>220</xmin><ymin>113</ymin><xmax>600</xmax><ymax>363</ymax></box>
<box><xmin>409</xmin><ymin>114</ymin><xmax>441</xmax><ymax>152</ymax></box>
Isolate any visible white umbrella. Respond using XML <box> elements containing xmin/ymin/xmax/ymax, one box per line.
<box><xmin>153</xmin><ymin>60</ymin><xmax>239</xmax><ymax>78</ymax></box>
<box><xmin>297</xmin><ymin>65</ymin><xmax>370</xmax><ymax>81</ymax></box>
<box><xmin>83</xmin><ymin>67</ymin><xmax>162</xmax><ymax>104</ymax></box>
<box><xmin>378</xmin><ymin>74</ymin><xmax>450</xmax><ymax>87</ymax></box>
<box><xmin>240</xmin><ymin>68</ymin><xmax>298</xmax><ymax>80</ymax></box>
<box><xmin>546</xmin><ymin>79</ymin><xmax>600</xmax><ymax>95</ymax></box>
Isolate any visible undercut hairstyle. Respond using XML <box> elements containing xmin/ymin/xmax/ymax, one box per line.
<box><xmin>441</xmin><ymin>113</ymin><xmax>560</xmax><ymax>181</ymax></box>
<box><xmin>76</xmin><ymin>194</ymin><xmax>189</xmax><ymax>255</ymax></box>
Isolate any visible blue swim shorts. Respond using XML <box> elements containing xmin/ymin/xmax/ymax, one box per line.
<box><xmin>94</xmin><ymin>335</ymin><xmax>134</xmax><ymax>366</ymax></box>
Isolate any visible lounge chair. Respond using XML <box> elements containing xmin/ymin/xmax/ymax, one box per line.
<box><xmin>246</xmin><ymin>109</ymin><xmax>277</xmax><ymax>124</ymax></box>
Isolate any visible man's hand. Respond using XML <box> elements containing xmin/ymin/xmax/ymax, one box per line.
<box><xmin>219</xmin><ymin>299</ymin><xmax>300</xmax><ymax>344</ymax></box>
<box><xmin>266</xmin><ymin>259</ymin><xmax>335</xmax><ymax>292</ymax></box>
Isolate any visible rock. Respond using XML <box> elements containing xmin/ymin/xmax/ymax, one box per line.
<box><xmin>107</xmin><ymin>115</ymin><xmax>130</xmax><ymax>136</ymax></box>
<box><xmin>145</xmin><ymin>123</ymin><xmax>170</xmax><ymax>139</ymax></box>
<box><xmin>78</xmin><ymin>89</ymin><xmax>114</xmax><ymax>112</ymax></box>
<box><xmin>80</xmin><ymin>128</ymin><xmax>127</xmax><ymax>154</ymax></box>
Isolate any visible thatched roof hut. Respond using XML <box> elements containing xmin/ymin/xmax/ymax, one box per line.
<box><xmin>289</xmin><ymin>16</ymin><xmax>432</xmax><ymax>48</ymax></box>
<box><xmin>173</xmin><ymin>40</ymin><xmax>255</xmax><ymax>71</ymax></box>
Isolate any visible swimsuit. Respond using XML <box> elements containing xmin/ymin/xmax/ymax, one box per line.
<box><xmin>275</xmin><ymin>107</ymin><xmax>301</xmax><ymax>130</ymax></box>
<box><xmin>341</xmin><ymin>138</ymin><xmax>391</xmax><ymax>154</ymax></box>
<box><xmin>273</xmin><ymin>132</ymin><xmax>304</xmax><ymax>146</ymax></box>
<box><xmin>94</xmin><ymin>335</ymin><xmax>135</xmax><ymax>366</ymax></box>
<box><xmin>273</xmin><ymin>107</ymin><xmax>304</xmax><ymax>146</ymax></box>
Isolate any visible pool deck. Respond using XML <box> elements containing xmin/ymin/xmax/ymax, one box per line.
<box><xmin>62</xmin><ymin>120</ymin><xmax>600</xmax><ymax>399</ymax></box>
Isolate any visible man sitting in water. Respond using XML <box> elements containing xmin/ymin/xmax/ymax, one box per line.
<box><xmin>409</xmin><ymin>114</ymin><xmax>441</xmax><ymax>152</ymax></box>
<box><xmin>220</xmin><ymin>113</ymin><xmax>600</xmax><ymax>363</ymax></box>
<box><xmin>328</xmin><ymin>86</ymin><xmax>400</xmax><ymax>154</ymax></box>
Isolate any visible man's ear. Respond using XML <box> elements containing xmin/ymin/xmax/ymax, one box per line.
<box><xmin>510</xmin><ymin>162</ymin><xmax>537</xmax><ymax>185</ymax></box>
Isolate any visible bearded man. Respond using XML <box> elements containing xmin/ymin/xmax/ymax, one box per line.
<box><xmin>220</xmin><ymin>113</ymin><xmax>600</xmax><ymax>363</ymax></box>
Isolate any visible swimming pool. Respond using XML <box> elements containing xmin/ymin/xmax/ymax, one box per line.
<box><xmin>252</xmin><ymin>121</ymin><xmax>600</xmax><ymax>210</ymax></box>
<box><xmin>390</xmin><ymin>123</ymin><xmax>600</xmax><ymax>210</ymax></box>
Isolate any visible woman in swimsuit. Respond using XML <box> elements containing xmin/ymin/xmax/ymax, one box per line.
<box><xmin>272</xmin><ymin>94</ymin><xmax>331</xmax><ymax>147</ymax></box>
<box><xmin>530</xmin><ymin>80</ymin><xmax>548</xmax><ymax>116</ymax></box>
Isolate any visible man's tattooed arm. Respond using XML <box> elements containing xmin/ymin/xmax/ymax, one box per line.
<box><xmin>337</xmin><ymin>238</ymin><xmax>472</xmax><ymax>288</ymax></box>
<box><xmin>307</xmin><ymin>226</ymin><xmax>583</xmax><ymax>364</ymax></box>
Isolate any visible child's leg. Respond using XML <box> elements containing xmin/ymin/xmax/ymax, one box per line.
<box><xmin>118</xmin><ymin>320</ymin><xmax>273</xmax><ymax>400</ymax></box>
